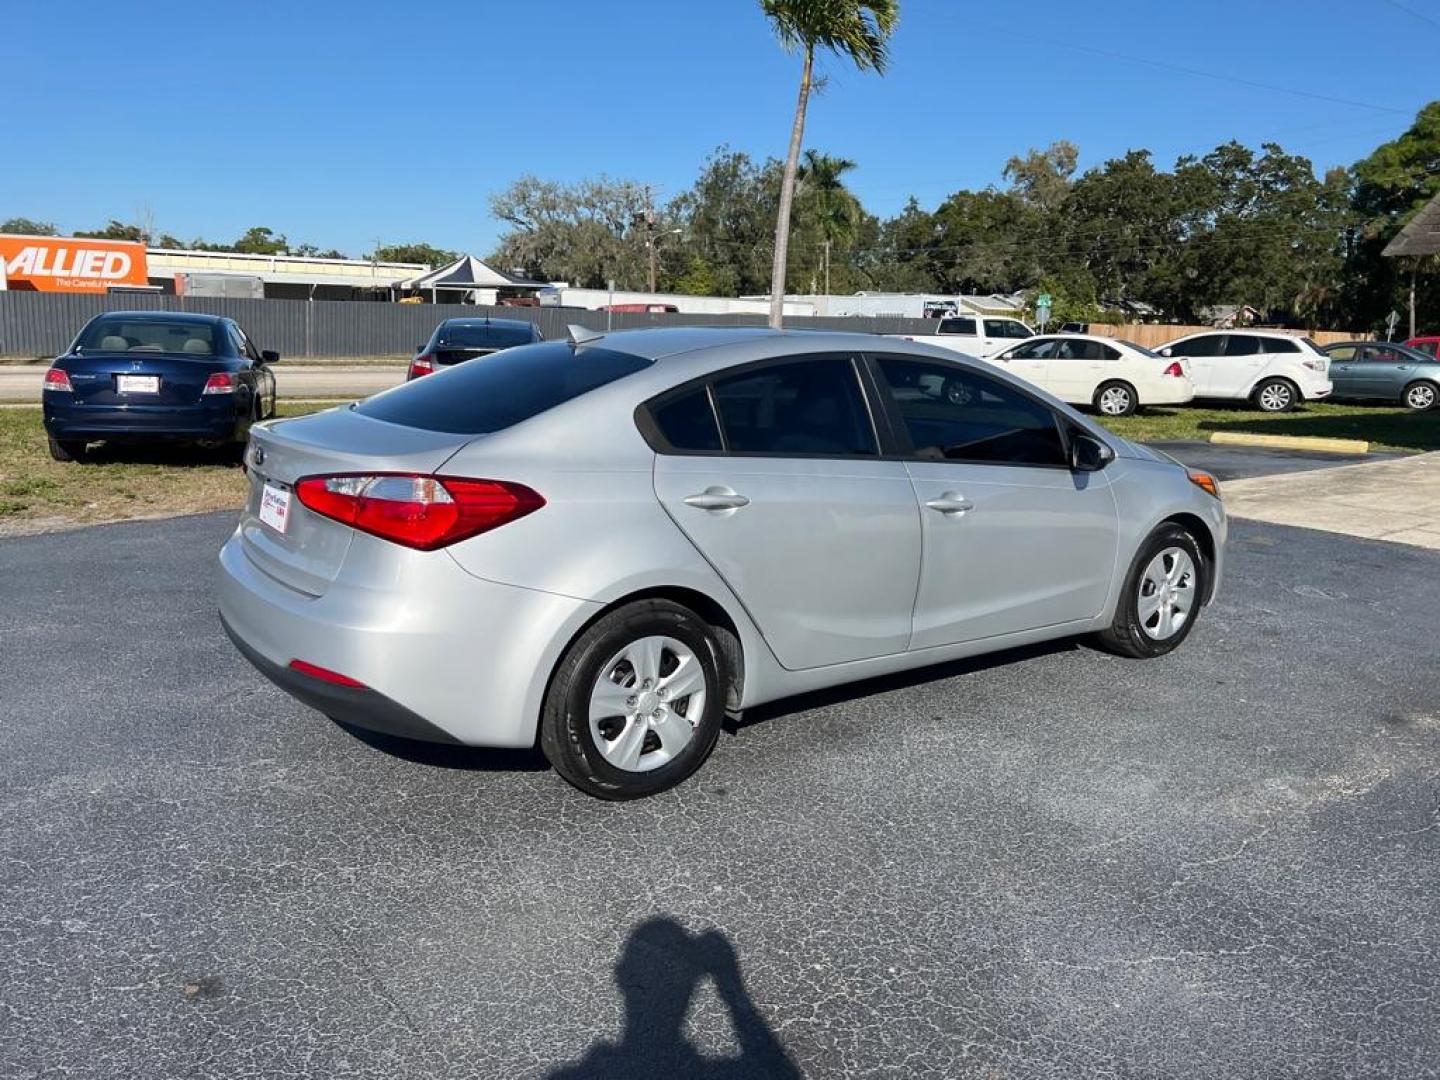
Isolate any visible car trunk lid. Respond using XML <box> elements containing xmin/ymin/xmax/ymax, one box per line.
<box><xmin>240</xmin><ymin>405</ymin><xmax>473</xmax><ymax>595</ymax></box>
<box><xmin>61</xmin><ymin>350</ymin><xmax>223</xmax><ymax>405</ymax></box>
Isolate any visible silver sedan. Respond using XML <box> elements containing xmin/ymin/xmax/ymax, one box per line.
<box><xmin>218</xmin><ymin>328</ymin><xmax>1226</xmax><ymax>799</ymax></box>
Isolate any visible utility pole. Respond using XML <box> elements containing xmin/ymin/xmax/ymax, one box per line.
<box><xmin>644</xmin><ymin>186</ymin><xmax>657</xmax><ymax>294</ymax></box>
<box><xmin>1411</xmin><ymin>261</ymin><xmax>1418</xmax><ymax>339</ymax></box>
<box><xmin>823</xmin><ymin>238</ymin><xmax>831</xmax><ymax>296</ymax></box>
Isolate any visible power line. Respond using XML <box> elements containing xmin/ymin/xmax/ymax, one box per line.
<box><xmin>1380</xmin><ymin>0</ymin><xmax>1440</xmax><ymax>31</ymax></box>
<box><xmin>978</xmin><ymin>26</ymin><xmax>1412</xmax><ymax>116</ymax></box>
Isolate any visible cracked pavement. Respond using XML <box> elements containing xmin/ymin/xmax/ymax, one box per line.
<box><xmin>1</xmin><ymin>512</ymin><xmax>1437</xmax><ymax>1078</ymax></box>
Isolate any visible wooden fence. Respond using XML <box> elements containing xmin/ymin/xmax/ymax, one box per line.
<box><xmin>1085</xmin><ymin>323</ymin><xmax>1357</xmax><ymax>349</ymax></box>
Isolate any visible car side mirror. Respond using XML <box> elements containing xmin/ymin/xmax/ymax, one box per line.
<box><xmin>1070</xmin><ymin>433</ymin><xmax>1115</xmax><ymax>472</ymax></box>
<box><xmin>261</xmin><ymin>349</ymin><xmax>280</xmax><ymax>364</ymax></box>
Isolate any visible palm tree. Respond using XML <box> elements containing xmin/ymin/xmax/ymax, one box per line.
<box><xmin>762</xmin><ymin>0</ymin><xmax>899</xmax><ymax>328</ymax></box>
<box><xmin>798</xmin><ymin>150</ymin><xmax>860</xmax><ymax>294</ymax></box>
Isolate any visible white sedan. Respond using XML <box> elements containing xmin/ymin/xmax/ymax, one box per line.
<box><xmin>988</xmin><ymin>334</ymin><xmax>1195</xmax><ymax>416</ymax></box>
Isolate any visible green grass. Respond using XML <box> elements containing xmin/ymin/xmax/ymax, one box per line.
<box><xmin>0</xmin><ymin>403</ymin><xmax>328</xmax><ymax>533</ymax></box>
<box><xmin>1099</xmin><ymin>401</ymin><xmax>1440</xmax><ymax>454</ymax></box>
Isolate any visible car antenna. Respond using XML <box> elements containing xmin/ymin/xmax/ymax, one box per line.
<box><xmin>567</xmin><ymin>324</ymin><xmax>604</xmax><ymax>347</ymax></box>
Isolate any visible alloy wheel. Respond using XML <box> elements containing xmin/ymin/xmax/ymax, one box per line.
<box><xmin>1257</xmin><ymin>383</ymin><xmax>1293</xmax><ymax>412</ymax></box>
<box><xmin>1406</xmin><ymin>384</ymin><xmax>1436</xmax><ymax>410</ymax></box>
<box><xmin>588</xmin><ymin>635</ymin><xmax>707</xmax><ymax>773</ymax></box>
<box><xmin>1137</xmin><ymin>547</ymin><xmax>1197</xmax><ymax>640</ymax></box>
<box><xmin>1099</xmin><ymin>386</ymin><xmax>1133</xmax><ymax>415</ymax></box>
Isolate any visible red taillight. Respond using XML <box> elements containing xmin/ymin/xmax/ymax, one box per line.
<box><xmin>408</xmin><ymin>355</ymin><xmax>435</xmax><ymax>379</ymax></box>
<box><xmin>202</xmin><ymin>372</ymin><xmax>236</xmax><ymax>395</ymax></box>
<box><xmin>43</xmin><ymin>367</ymin><xmax>73</xmax><ymax>393</ymax></box>
<box><xmin>1162</xmin><ymin>361</ymin><xmax>1185</xmax><ymax>378</ymax></box>
<box><xmin>288</xmin><ymin>659</ymin><xmax>368</xmax><ymax>688</ymax></box>
<box><xmin>294</xmin><ymin>473</ymin><xmax>544</xmax><ymax>550</ymax></box>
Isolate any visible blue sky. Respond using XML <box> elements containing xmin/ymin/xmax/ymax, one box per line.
<box><xmin>5</xmin><ymin>0</ymin><xmax>1433</xmax><ymax>257</ymax></box>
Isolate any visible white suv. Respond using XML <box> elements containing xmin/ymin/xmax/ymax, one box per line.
<box><xmin>1157</xmin><ymin>331</ymin><xmax>1332</xmax><ymax>412</ymax></box>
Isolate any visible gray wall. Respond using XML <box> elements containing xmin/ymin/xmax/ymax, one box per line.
<box><xmin>0</xmin><ymin>293</ymin><xmax>938</xmax><ymax>359</ymax></box>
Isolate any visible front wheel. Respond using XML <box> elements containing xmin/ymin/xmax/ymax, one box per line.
<box><xmin>1402</xmin><ymin>381</ymin><xmax>1437</xmax><ymax>412</ymax></box>
<box><xmin>1095</xmin><ymin>524</ymin><xmax>1208</xmax><ymax>659</ymax></box>
<box><xmin>48</xmin><ymin>437</ymin><xmax>87</xmax><ymax>463</ymax></box>
<box><xmin>1093</xmin><ymin>381</ymin><xmax>1138</xmax><ymax>417</ymax></box>
<box><xmin>540</xmin><ymin>599</ymin><xmax>725</xmax><ymax>800</ymax></box>
<box><xmin>1253</xmin><ymin>378</ymin><xmax>1297</xmax><ymax>413</ymax></box>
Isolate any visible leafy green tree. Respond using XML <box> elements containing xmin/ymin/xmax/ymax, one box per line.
<box><xmin>75</xmin><ymin>219</ymin><xmax>150</xmax><ymax>243</ymax></box>
<box><xmin>1004</xmin><ymin>141</ymin><xmax>1078</xmax><ymax>212</ymax></box>
<box><xmin>761</xmin><ymin>0</ymin><xmax>899</xmax><ymax>327</ymax></box>
<box><xmin>669</xmin><ymin>148</ymin><xmax>782</xmax><ymax>296</ymax></box>
<box><xmin>369</xmin><ymin>242</ymin><xmax>457</xmax><ymax>267</ymax></box>
<box><xmin>231</xmin><ymin>226</ymin><xmax>289</xmax><ymax>255</ymax></box>
<box><xmin>1</xmin><ymin>217</ymin><xmax>57</xmax><ymax>236</ymax></box>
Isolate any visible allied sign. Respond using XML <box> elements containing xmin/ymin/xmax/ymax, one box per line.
<box><xmin>0</xmin><ymin>235</ymin><xmax>149</xmax><ymax>293</ymax></box>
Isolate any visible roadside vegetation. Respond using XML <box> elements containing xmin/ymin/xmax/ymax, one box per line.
<box><xmin>1101</xmin><ymin>402</ymin><xmax>1440</xmax><ymax>454</ymax></box>
<box><xmin>0</xmin><ymin>404</ymin><xmax>327</xmax><ymax>534</ymax></box>
<box><xmin>0</xmin><ymin>399</ymin><xmax>1433</xmax><ymax>535</ymax></box>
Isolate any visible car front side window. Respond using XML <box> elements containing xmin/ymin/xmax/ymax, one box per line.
<box><xmin>709</xmin><ymin>355</ymin><xmax>878</xmax><ymax>458</ymax></box>
<box><xmin>873</xmin><ymin>355</ymin><xmax>1068</xmax><ymax>468</ymax></box>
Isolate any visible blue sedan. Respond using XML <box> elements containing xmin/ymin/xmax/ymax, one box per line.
<box><xmin>1321</xmin><ymin>341</ymin><xmax>1440</xmax><ymax>411</ymax></box>
<box><xmin>41</xmin><ymin>311</ymin><xmax>279</xmax><ymax>461</ymax></box>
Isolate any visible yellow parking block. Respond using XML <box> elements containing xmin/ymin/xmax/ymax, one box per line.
<box><xmin>1209</xmin><ymin>431</ymin><xmax>1370</xmax><ymax>455</ymax></box>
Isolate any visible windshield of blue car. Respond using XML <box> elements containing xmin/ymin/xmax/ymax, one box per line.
<box><xmin>74</xmin><ymin>318</ymin><xmax>221</xmax><ymax>356</ymax></box>
<box><xmin>433</xmin><ymin>323</ymin><xmax>535</xmax><ymax>350</ymax></box>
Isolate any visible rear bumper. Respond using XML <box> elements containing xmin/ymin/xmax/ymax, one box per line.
<box><xmin>217</xmin><ymin>527</ymin><xmax>601</xmax><ymax>747</ymax></box>
<box><xmin>43</xmin><ymin>399</ymin><xmax>241</xmax><ymax>440</ymax></box>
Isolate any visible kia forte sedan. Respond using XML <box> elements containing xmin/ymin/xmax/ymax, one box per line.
<box><xmin>219</xmin><ymin>328</ymin><xmax>1225</xmax><ymax>800</ymax></box>
<box><xmin>42</xmin><ymin>311</ymin><xmax>278</xmax><ymax>461</ymax></box>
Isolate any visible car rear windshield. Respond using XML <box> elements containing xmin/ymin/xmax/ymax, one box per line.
<box><xmin>75</xmin><ymin>318</ymin><xmax>222</xmax><ymax>356</ymax></box>
<box><xmin>1118</xmin><ymin>339</ymin><xmax>1162</xmax><ymax>358</ymax></box>
<box><xmin>434</xmin><ymin>323</ymin><xmax>535</xmax><ymax>349</ymax></box>
<box><xmin>356</xmin><ymin>342</ymin><xmax>652</xmax><ymax>434</ymax></box>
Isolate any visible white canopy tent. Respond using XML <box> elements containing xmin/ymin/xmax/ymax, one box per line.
<box><xmin>399</xmin><ymin>256</ymin><xmax>547</xmax><ymax>304</ymax></box>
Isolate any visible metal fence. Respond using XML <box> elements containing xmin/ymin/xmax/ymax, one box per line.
<box><xmin>0</xmin><ymin>293</ymin><xmax>938</xmax><ymax>359</ymax></box>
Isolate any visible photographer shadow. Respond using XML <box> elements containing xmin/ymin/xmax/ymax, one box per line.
<box><xmin>546</xmin><ymin>917</ymin><xmax>800</xmax><ymax>1080</ymax></box>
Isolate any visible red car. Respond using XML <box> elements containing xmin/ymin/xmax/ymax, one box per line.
<box><xmin>1405</xmin><ymin>336</ymin><xmax>1440</xmax><ymax>357</ymax></box>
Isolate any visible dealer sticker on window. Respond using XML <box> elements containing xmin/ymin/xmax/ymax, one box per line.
<box><xmin>259</xmin><ymin>483</ymin><xmax>291</xmax><ymax>535</ymax></box>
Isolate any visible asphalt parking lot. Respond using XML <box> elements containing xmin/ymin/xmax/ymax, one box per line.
<box><xmin>3</xmin><ymin>511</ymin><xmax>1438</xmax><ymax>1079</ymax></box>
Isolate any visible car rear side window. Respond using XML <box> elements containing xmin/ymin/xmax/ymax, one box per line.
<box><xmin>356</xmin><ymin>342</ymin><xmax>652</xmax><ymax>434</ymax></box>
<box><xmin>651</xmin><ymin>388</ymin><xmax>722</xmax><ymax>452</ymax></box>
<box><xmin>711</xmin><ymin>356</ymin><xmax>877</xmax><ymax>457</ymax></box>
<box><xmin>874</xmin><ymin>355</ymin><xmax>1067</xmax><ymax>467</ymax></box>
<box><xmin>938</xmin><ymin>318</ymin><xmax>977</xmax><ymax>335</ymax></box>
<box><xmin>1224</xmin><ymin>335</ymin><xmax>1262</xmax><ymax>356</ymax></box>
<box><xmin>1263</xmin><ymin>337</ymin><xmax>1299</xmax><ymax>354</ymax></box>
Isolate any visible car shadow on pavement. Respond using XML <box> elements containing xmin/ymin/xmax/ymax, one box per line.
<box><xmin>332</xmin><ymin>721</ymin><xmax>551</xmax><ymax>773</ymax></box>
<box><xmin>733</xmin><ymin>638</ymin><xmax>1082</xmax><ymax>732</ymax></box>
<box><xmin>81</xmin><ymin>441</ymin><xmax>244</xmax><ymax>467</ymax></box>
<box><xmin>545</xmin><ymin>916</ymin><xmax>801</xmax><ymax>1080</ymax></box>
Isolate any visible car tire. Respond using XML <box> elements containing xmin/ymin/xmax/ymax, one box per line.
<box><xmin>47</xmin><ymin>437</ymin><xmax>87</xmax><ymax>463</ymax></box>
<box><xmin>540</xmin><ymin>599</ymin><xmax>726</xmax><ymax>800</ymax></box>
<box><xmin>1253</xmin><ymin>378</ymin><xmax>1297</xmax><ymax>413</ymax></box>
<box><xmin>1093</xmin><ymin>381</ymin><xmax>1138</xmax><ymax>417</ymax></box>
<box><xmin>1402</xmin><ymin>380</ymin><xmax>1438</xmax><ymax>412</ymax></box>
<box><xmin>1094</xmin><ymin>523</ymin><xmax>1208</xmax><ymax>659</ymax></box>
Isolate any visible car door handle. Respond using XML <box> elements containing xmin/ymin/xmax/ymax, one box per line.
<box><xmin>925</xmin><ymin>493</ymin><xmax>973</xmax><ymax>514</ymax></box>
<box><xmin>684</xmin><ymin>488</ymin><xmax>750</xmax><ymax>511</ymax></box>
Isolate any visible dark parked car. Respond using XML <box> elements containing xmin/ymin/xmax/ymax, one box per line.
<box><xmin>41</xmin><ymin>311</ymin><xmax>278</xmax><ymax>461</ymax></box>
<box><xmin>1321</xmin><ymin>341</ymin><xmax>1440</xmax><ymax>411</ymax></box>
<box><xmin>407</xmin><ymin>317</ymin><xmax>543</xmax><ymax>380</ymax></box>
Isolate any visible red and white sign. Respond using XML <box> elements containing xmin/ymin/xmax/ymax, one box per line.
<box><xmin>0</xmin><ymin>235</ymin><xmax>150</xmax><ymax>293</ymax></box>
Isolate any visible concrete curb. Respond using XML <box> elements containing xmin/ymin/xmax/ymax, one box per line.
<box><xmin>1209</xmin><ymin>431</ymin><xmax>1370</xmax><ymax>454</ymax></box>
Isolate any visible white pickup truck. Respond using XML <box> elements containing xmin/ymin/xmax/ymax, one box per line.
<box><xmin>889</xmin><ymin>315</ymin><xmax>1036</xmax><ymax>359</ymax></box>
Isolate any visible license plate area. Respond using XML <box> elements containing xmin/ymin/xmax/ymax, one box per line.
<box><xmin>116</xmin><ymin>374</ymin><xmax>160</xmax><ymax>394</ymax></box>
<box><xmin>259</xmin><ymin>483</ymin><xmax>292</xmax><ymax>535</ymax></box>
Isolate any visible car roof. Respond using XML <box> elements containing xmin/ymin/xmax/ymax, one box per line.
<box><xmin>440</xmin><ymin>316</ymin><xmax>535</xmax><ymax>329</ymax></box>
<box><xmin>93</xmin><ymin>310</ymin><xmax>225</xmax><ymax>324</ymax></box>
